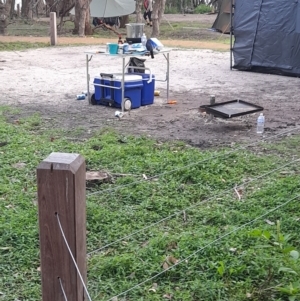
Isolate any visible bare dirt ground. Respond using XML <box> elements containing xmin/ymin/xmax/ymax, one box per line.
<box><xmin>1</xmin><ymin>15</ymin><xmax>299</xmax><ymax>147</ymax></box>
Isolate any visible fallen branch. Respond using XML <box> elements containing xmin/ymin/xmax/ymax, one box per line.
<box><xmin>92</xmin><ymin>23</ymin><xmax>121</xmax><ymax>36</ymax></box>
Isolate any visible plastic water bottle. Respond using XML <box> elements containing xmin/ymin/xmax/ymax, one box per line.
<box><xmin>141</xmin><ymin>33</ymin><xmax>147</xmax><ymax>48</ymax></box>
<box><xmin>256</xmin><ymin>113</ymin><xmax>265</xmax><ymax>134</ymax></box>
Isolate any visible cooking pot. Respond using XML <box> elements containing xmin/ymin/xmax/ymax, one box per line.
<box><xmin>125</xmin><ymin>23</ymin><xmax>145</xmax><ymax>38</ymax></box>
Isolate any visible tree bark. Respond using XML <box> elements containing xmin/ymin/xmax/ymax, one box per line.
<box><xmin>73</xmin><ymin>0</ymin><xmax>88</xmax><ymax>36</ymax></box>
<box><xmin>28</xmin><ymin>0</ymin><xmax>33</xmax><ymax>19</ymax></box>
<box><xmin>151</xmin><ymin>0</ymin><xmax>166</xmax><ymax>37</ymax></box>
<box><xmin>135</xmin><ymin>0</ymin><xmax>142</xmax><ymax>23</ymax></box>
<box><xmin>120</xmin><ymin>15</ymin><xmax>129</xmax><ymax>28</ymax></box>
<box><xmin>0</xmin><ymin>0</ymin><xmax>12</xmax><ymax>35</ymax></box>
<box><xmin>10</xmin><ymin>0</ymin><xmax>15</xmax><ymax>18</ymax></box>
<box><xmin>36</xmin><ymin>0</ymin><xmax>45</xmax><ymax>16</ymax></box>
<box><xmin>158</xmin><ymin>0</ymin><xmax>166</xmax><ymax>22</ymax></box>
<box><xmin>84</xmin><ymin>4</ymin><xmax>91</xmax><ymax>35</ymax></box>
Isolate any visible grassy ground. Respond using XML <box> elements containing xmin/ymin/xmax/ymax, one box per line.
<box><xmin>0</xmin><ymin>106</ymin><xmax>300</xmax><ymax>301</ymax></box>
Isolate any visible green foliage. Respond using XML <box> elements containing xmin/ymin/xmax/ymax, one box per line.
<box><xmin>0</xmin><ymin>106</ymin><xmax>300</xmax><ymax>300</ymax></box>
<box><xmin>249</xmin><ymin>221</ymin><xmax>300</xmax><ymax>300</ymax></box>
<box><xmin>194</xmin><ymin>4</ymin><xmax>212</xmax><ymax>14</ymax></box>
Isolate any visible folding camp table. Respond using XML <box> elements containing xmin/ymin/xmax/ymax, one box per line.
<box><xmin>84</xmin><ymin>48</ymin><xmax>172</xmax><ymax>112</ymax></box>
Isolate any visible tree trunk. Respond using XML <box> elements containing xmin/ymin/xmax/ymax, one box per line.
<box><xmin>73</xmin><ymin>0</ymin><xmax>88</xmax><ymax>36</ymax></box>
<box><xmin>135</xmin><ymin>0</ymin><xmax>142</xmax><ymax>23</ymax></box>
<box><xmin>151</xmin><ymin>0</ymin><xmax>166</xmax><ymax>37</ymax></box>
<box><xmin>21</xmin><ymin>0</ymin><xmax>29</xmax><ymax>17</ymax></box>
<box><xmin>120</xmin><ymin>15</ymin><xmax>129</xmax><ymax>28</ymax></box>
<box><xmin>28</xmin><ymin>0</ymin><xmax>33</xmax><ymax>19</ymax></box>
<box><xmin>57</xmin><ymin>0</ymin><xmax>74</xmax><ymax>32</ymax></box>
<box><xmin>84</xmin><ymin>4</ymin><xmax>91</xmax><ymax>35</ymax></box>
<box><xmin>36</xmin><ymin>0</ymin><xmax>45</xmax><ymax>16</ymax></box>
<box><xmin>0</xmin><ymin>0</ymin><xmax>12</xmax><ymax>35</ymax></box>
<box><xmin>10</xmin><ymin>0</ymin><xmax>15</xmax><ymax>18</ymax></box>
<box><xmin>180</xmin><ymin>0</ymin><xmax>184</xmax><ymax>14</ymax></box>
<box><xmin>158</xmin><ymin>0</ymin><xmax>166</xmax><ymax>22</ymax></box>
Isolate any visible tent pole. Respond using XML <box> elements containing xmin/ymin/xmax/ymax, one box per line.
<box><xmin>230</xmin><ymin>0</ymin><xmax>233</xmax><ymax>70</ymax></box>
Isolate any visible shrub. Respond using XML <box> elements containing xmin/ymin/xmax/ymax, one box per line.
<box><xmin>194</xmin><ymin>4</ymin><xmax>212</xmax><ymax>14</ymax></box>
<box><xmin>164</xmin><ymin>6</ymin><xmax>179</xmax><ymax>14</ymax></box>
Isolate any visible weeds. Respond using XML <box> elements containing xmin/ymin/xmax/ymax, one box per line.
<box><xmin>0</xmin><ymin>107</ymin><xmax>299</xmax><ymax>300</ymax></box>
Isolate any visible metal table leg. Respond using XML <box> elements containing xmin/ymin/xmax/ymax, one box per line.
<box><xmin>121</xmin><ymin>57</ymin><xmax>125</xmax><ymax>112</ymax></box>
<box><xmin>167</xmin><ymin>52</ymin><xmax>170</xmax><ymax>102</ymax></box>
<box><xmin>86</xmin><ymin>54</ymin><xmax>92</xmax><ymax>104</ymax></box>
<box><xmin>163</xmin><ymin>52</ymin><xmax>170</xmax><ymax>102</ymax></box>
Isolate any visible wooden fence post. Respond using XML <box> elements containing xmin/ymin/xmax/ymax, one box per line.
<box><xmin>37</xmin><ymin>153</ymin><xmax>86</xmax><ymax>301</ymax></box>
<box><xmin>50</xmin><ymin>12</ymin><xmax>57</xmax><ymax>46</ymax></box>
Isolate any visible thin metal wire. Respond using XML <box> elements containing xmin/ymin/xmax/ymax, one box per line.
<box><xmin>58</xmin><ymin>277</ymin><xmax>68</xmax><ymax>301</ymax></box>
<box><xmin>87</xmin><ymin>126</ymin><xmax>300</xmax><ymax>197</ymax></box>
<box><xmin>106</xmin><ymin>194</ymin><xmax>300</xmax><ymax>301</ymax></box>
<box><xmin>87</xmin><ymin>157</ymin><xmax>300</xmax><ymax>256</ymax></box>
<box><xmin>56</xmin><ymin>213</ymin><xmax>93</xmax><ymax>301</ymax></box>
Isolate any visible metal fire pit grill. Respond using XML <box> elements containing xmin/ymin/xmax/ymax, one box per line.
<box><xmin>201</xmin><ymin>99</ymin><xmax>264</xmax><ymax>118</ymax></box>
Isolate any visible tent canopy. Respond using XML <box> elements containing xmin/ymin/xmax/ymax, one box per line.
<box><xmin>212</xmin><ymin>0</ymin><xmax>234</xmax><ymax>34</ymax></box>
<box><xmin>232</xmin><ymin>0</ymin><xmax>300</xmax><ymax>76</ymax></box>
<box><xmin>70</xmin><ymin>0</ymin><xmax>136</xmax><ymax>18</ymax></box>
<box><xmin>89</xmin><ymin>0</ymin><xmax>135</xmax><ymax>18</ymax></box>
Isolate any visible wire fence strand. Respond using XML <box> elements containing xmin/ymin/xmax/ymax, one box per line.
<box><xmin>58</xmin><ymin>277</ymin><xmax>68</xmax><ymax>301</ymax></box>
<box><xmin>87</xmin><ymin>126</ymin><xmax>300</xmax><ymax>197</ymax></box>
<box><xmin>87</xmin><ymin>157</ymin><xmax>300</xmax><ymax>256</ymax></box>
<box><xmin>106</xmin><ymin>194</ymin><xmax>300</xmax><ymax>301</ymax></box>
<box><xmin>56</xmin><ymin>213</ymin><xmax>93</xmax><ymax>301</ymax></box>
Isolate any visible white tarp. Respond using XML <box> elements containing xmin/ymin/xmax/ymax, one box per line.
<box><xmin>70</xmin><ymin>0</ymin><xmax>136</xmax><ymax>18</ymax></box>
<box><xmin>90</xmin><ymin>0</ymin><xmax>135</xmax><ymax>17</ymax></box>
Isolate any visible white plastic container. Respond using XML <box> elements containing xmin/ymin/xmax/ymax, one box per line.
<box><xmin>150</xmin><ymin>38</ymin><xmax>164</xmax><ymax>50</ymax></box>
<box><xmin>141</xmin><ymin>33</ymin><xmax>147</xmax><ymax>47</ymax></box>
<box><xmin>256</xmin><ymin>113</ymin><xmax>265</xmax><ymax>134</ymax></box>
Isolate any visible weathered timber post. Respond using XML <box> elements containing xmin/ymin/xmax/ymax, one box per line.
<box><xmin>37</xmin><ymin>153</ymin><xmax>86</xmax><ymax>301</ymax></box>
<box><xmin>50</xmin><ymin>12</ymin><xmax>57</xmax><ymax>45</ymax></box>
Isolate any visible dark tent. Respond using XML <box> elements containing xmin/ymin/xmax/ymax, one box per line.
<box><xmin>232</xmin><ymin>0</ymin><xmax>300</xmax><ymax>77</ymax></box>
<box><xmin>212</xmin><ymin>0</ymin><xmax>234</xmax><ymax>34</ymax></box>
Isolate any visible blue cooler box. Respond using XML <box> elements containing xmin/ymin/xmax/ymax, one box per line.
<box><xmin>93</xmin><ymin>74</ymin><xmax>143</xmax><ymax>109</ymax></box>
<box><xmin>127</xmin><ymin>73</ymin><xmax>155</xmax><ymax>106</ymax></box>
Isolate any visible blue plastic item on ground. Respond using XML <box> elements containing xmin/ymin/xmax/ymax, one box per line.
<box><xmin>93</xmin><ymin>74</ymin><xmax>143</xmax><ymax>109</ymax></box>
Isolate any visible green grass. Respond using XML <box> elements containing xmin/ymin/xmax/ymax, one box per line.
<box><xmin>0</xmin><ymin>106</ymin><xmax>299</xmax><ymax>300</ymax></box>
<box><xmin>0</xmin><ymin>41</ymin><xmax>50</xmax><ymax>52</ymax></box>
<box><xmin>7</xmin><ymin>20</ymin><xmax>50</xmax><ymax>36</ymax></box>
